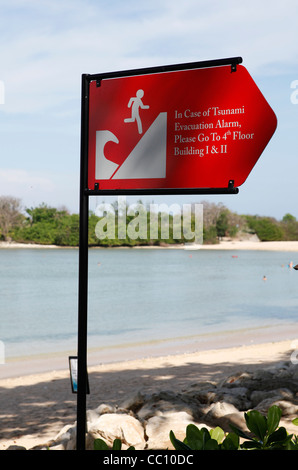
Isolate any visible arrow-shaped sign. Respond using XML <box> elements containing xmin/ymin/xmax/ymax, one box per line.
<box><xmin>87</xmin><ymin>59</ymin><xmax>277</xmax><ymax>193</ymax></box>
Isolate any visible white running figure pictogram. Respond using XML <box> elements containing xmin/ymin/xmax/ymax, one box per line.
<box><xmin>124</xmin><ymin>89</ymin><xmax>149</xmax><ymax>134</ymax></box>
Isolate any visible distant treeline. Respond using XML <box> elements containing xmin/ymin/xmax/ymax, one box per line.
<box><xmin>0</xmin><ymin>195</ymin><xmax>298</xmax><ymax>246</ymax></box>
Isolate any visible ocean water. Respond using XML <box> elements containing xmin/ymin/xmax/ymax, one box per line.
<box><xmin>1</xmin><ymin>247</ymin><xmax>298</xmax><ymax>360</ymax></box>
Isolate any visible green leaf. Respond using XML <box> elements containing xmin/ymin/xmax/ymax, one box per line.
<box><xmin>267</xmin><ymin>427</ymin><xmax>288</xmax><ymax>446</ymax></box>
<box><xmin>210</xmin><ymin>426</ymin><xmax>225</xmax><ymax>444</ymax></box>
<box><xmin>205</xmin><ymin>438</ymin><xmax>219</xmax><ymax>450</ymax></box>
<box><xmin>241</xmin><ymin>440</ymin><xmax>262</xmax><ymax>450</ymax></box>
<box><xmin>169</xmin><ymin>431</ymin><xmax>192</xmax><ymax>450</ymax></box>
<box><xmin>112</xmin><ymin>439</ymin><xmax>122</xmax><ymax>450</ymax></box>
<box><xmin>245</xmin><ymin>410</ymin><xmax>267</xmax><ymax>441</ymax></box>
<box><xmin>229</xmin><ymin>423</ymin><xmax>252</xmax><ymax>441</ymax></box>
<box><xmin>201</xmin><ymin>427</ymin><xmax>212</xmax><ymax>447</ymax></box>
<box><xmin>286</xmin><ymin>441</ymin><xmax>298</xmax><ymax>450</ymax></box>
<box><xmin>185</xmin><ymin>424</ymin><xmax>204</xmax><ymax>450</ymax></box>
<box><xmin>94</xmin><ymin>438</ymin><xmax>110</xmax><ymax>450</ymax></box>
<box><xmin>292</xmin><ymin>418</ymin><xmax>298</xmax><ymax>426</ymax></box>
<box><xmin>267</xmin><ymin>405</ymin><xmax>282</xmax><ymax>435</ymax></box>
<box><xmin>221</xmin><ymin>432</ymin><xmax>239</xmax><ymax>450</ymax></box>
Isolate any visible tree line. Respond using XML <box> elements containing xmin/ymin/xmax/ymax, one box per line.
<box><xmin>0</xmin><ymin>195</ymin><xmax>298</xmax><ymax>247</ymax></box>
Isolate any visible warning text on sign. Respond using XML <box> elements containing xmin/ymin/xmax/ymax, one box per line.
<box><xmin>172</xmin><ymin>106</ymin><xmax>254</xmax><ymax>158</ymax></box>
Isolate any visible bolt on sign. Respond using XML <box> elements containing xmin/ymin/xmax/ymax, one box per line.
<box><xmin>86</xmin><ymin>58</ymin><xmax>277</xmax><ymax>193</ymax></box>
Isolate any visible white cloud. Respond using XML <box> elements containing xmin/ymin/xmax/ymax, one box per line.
<box><xmin>0</xmin><ymin>0</ymin><xmax>298</xmax><ymax>115</ymax></box>
<box><xmin>0</xmin><ymin>168</ymin><xmax>55</xmax><ymax>194</ymax></box>
<box><xmin>0</xmin><ymin>168</ymin><xmax>79</xmax><ymax>212</ymax></box>
<box><xmin>0</xmin><ymin>0</ymin><xmax>296</xmax><ymax>218</ymax></box>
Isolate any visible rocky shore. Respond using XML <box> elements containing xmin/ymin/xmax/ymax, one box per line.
<box><xmin>7</xmin><ymin>357</ymin><xmax>298</xmax><ymax>450</ymax></box>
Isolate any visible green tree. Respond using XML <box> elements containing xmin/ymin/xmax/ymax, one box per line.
<box><xmin>216</xmin><ymin>211</ymin><xmax>229</xmax><ymax>239</ymax></box>
<box><xmin>281</xmin><ymin>213</ymin><xmax>298</xmax><ymax>240</ymax></box>
<box><xmin>245</xmin><ymin>216</ymin><xmax>284</xmax><ymax>241</ymax></box>
<box><xmin>282</xmin><ymin>213</ymin><xmax>296</xmax><ymax>223</ymax></box>
<box><xmin>13</xmin><ymin>203</ymin><xmax>79</xmax><ymax>246</ymax></box>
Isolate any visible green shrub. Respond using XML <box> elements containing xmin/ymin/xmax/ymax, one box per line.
<box><xmin>231</xmin><ymin>405</ymin><xmax>295</xmax><ymax>450</ymax></box>
<box><xmin>170</xmin><ymin>406</ymin><xmax>298</xmax><ymax>451</ymax></box>
<box><xmin>94</xmin><ymin>406</ymin><xmax>298</xmax><ymax>450</ymax></box>
<box><xmin>170</xmin><ymin>425</ymin><xmax>239</xmax><ymax>450</ymax></box>
<box><xmin>94</xmin><ymin>438</ymin><xmax>135</xmax><ymax>450</ymax></box>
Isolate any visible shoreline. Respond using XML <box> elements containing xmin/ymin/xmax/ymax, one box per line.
<box><xmin>2</xmin><ymin>239</ymin><xmax>298</xmax><ymax>251</ymax></box>
<box><xmin>2</xmin><ymin>321</ymin><xmax>298</xmax><ymax>380</ymax></box>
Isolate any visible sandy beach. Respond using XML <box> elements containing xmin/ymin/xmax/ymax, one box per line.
<box><xmin>1</xmin><ymin>332</ymin><xmax>298</xmax><ymax>450</ymax></box>
<box><xmin>200</xmin><ymin>240</ymin><xmax>298</xmax><ymax>252</ymax></box>
<box><xmin>2</xmin><ymin>239</ymin><xmax>298</xmax><ymax>251</ymax></box>
<box><xmin>1</xmin><ymin>238</ymin><xmax>298</xmax><ymax>450</ymax></box>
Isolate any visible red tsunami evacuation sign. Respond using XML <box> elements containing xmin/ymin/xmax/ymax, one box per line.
<box><xmin>87</xmin><ymin>63</ymin><xmax>277</xmax><ymax>192</ymax></box>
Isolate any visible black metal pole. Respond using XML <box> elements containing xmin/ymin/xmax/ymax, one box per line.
<box><xmin>75</xmin><ymin>58</ymin><xmax>242</xmax><ymax>449</ymax></box>
<box><xmin>76</xmin><ymin>74</ymin><xmax>90</xmax><ymax>450</ymax></box>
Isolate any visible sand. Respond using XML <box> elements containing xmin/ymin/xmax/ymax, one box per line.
<box><xmin>200</xmin><ymin>240</ymin><xmax>298</xmax><ymax>252</ymax></box>
<box><xmin>2</xmin><ymin>239</ymin><xmax>298</xmax><ymax>251</ymax></box>
<box><xmin>1</xmin><ymin>333</ymin><xmax>298</xmax><ymax>450</ymax></box>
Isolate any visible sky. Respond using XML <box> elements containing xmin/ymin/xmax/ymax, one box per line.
<box><xmin>0</xmin><ymin>0</ymin><xmax>298</xmax><ymax>220</ymax></box>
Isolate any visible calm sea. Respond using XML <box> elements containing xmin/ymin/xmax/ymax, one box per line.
<box><xmin>1</xmin><ymin>247</ymin><xmax>298</xmax><ymax>360</ymax></box>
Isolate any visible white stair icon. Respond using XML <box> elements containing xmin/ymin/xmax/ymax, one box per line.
<box><xmin>95</xmin><ymin>112</ymin><xmax>167</xmax><ymax>180</ymax></box>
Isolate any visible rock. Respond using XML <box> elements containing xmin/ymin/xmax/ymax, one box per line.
<box><xmin>250</xmin><ymin>388</ymin><xmax>293</xmax><ymax>408</ymax></box>
<box><xmin>86</xmin><ymin>413</ymin><xmax>146</xmax><ymax>450</ymax></box>
<box><xmin>189</xmin><ymin>388</ymin><xmax>217</xmax><ymax>405</ymax></box>
<box><xmin>205</xmin><ymin>401</ymin><xmax>240</xmax><ymax>422</ymax></box>
<box><xmin>86</xmin><ymin>403</ymin><xmax>118</xmax><ymax>424</ymax></box>
<box><xmin>202</xmin><ymin>401</ymin><xmax>247</xmax><ymax>433</ymax></box>
<box><xmin>220</xmin><ymin>412</ymin><xmax>247</xmax><ymax>433</ymax></box>
<box><xmin>43</xmin><ymin>443</ymin><xmax>65</xmax><ymax>450</ymax></box>
<box><xmin>6</xmin><ymin>445</ymin><xmax>27</xmax><ymax>450</ymax></box>
<box><xmin>51</xmin><ymin>423</ymin><xmax>77</xmax><ymax>450</ymax></box>
<box><xmin>145</xmin><ymin>411</ymin><xmax>204</xmax><ymax>450</ymax></box>
<box><xmin>120</xmin><ymin>391</ymin><xmax>147</xmax><ymax>412</ymax></box>
<box><xmin>182</xmin><ymin>381</ymin><xmax>216</xmax><ymax>393</ymax></box>
<box><xmin>219</xmin><ymin>371</ymin><xmax>253</xmax><ymax>387</ymax></box>
<box><xmin>66</xmin><ymin>436</ymin><xmax>76</xmax><ymax>450</ymax></box>
<box><xmin>255</xmin><ymin>398</ymin><xmax>298</xmax><ymax>416</ymax></box>
<box><xmin>276</xmin><ymin>400</ymin><xmax>298</xmax><ymax>416</ymax></box>
<box><xmin>213</xmin><ymin>387</ymin><xmax>250</xmax><ymax>410</ymax></box>
<box><xmin>7</xmin><ymin>359</ymin><xmax>298</xmax><ymax>450</ymax></box>
<box><xmin>136</xmin><ymin>390</ymin><xmax>196</xmax><ymax>421</ymax></box>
